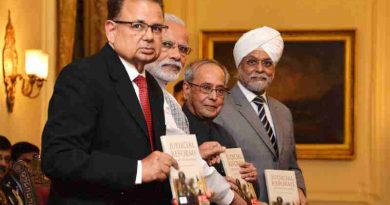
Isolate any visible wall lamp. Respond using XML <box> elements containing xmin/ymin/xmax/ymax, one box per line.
<box><xmin>2</xmin><ymin>10</ymin><xmax>48</xmax><ymax>113</ymax></box>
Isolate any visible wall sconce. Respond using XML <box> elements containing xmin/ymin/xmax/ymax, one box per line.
<box><xmin>2</xmin><ymin>10</ymin><xmax>48</xmax><ymax>113</ymax></box>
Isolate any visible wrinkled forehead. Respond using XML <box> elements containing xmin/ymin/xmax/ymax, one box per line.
<box><xmin>163</xmin><ymin>21</ymin><xmax>189</xmax><ymax>44</ymax></box>
<box><xmin>193</xmin><ymin>64</ymin><xmax>225</xmax><ymax>84</ymax></box>
<box><xmin>119</xmin><ymin>0</ymin><xmax>164</xmax><ymax>23</ymax></box>
<box><xmin>243</xmin><ymin>48</ymin><xmax>272</xmax><ymax>60</ymax></box>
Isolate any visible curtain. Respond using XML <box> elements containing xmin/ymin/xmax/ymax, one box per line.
<box><xmin>57</xmin><ymin>0</ymin><xmax>77</xmax><ymax>73</ymax></box>
<box><xmin>57</xmin><ymin>0</ymin><xmax>108</xmax><ymax>74</ymax></box>
<box><xmin>83</xmin><ymin>0</ymin><xmax>108</xmax><ymax>57</ymax></box>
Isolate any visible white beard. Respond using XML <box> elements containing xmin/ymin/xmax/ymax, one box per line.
<box><xmin>239</xmin><ymin>70</ymin><xmax>274</xmax><ymax>94</ymax></box>
<box><xmin>145</xmin><ymin>59</ymin><xmax>182</xmax><ymax>83</ymax></box>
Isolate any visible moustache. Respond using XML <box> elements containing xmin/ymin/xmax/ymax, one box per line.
<box><xmin>249</xmin><ymin>73</ymin><xmax>270</xmax><ymax>80</ymax></box>
<box><xmin>159</xmin><ymin>60</ymin><xmax>182</xmax><ymax>70</ymax></box>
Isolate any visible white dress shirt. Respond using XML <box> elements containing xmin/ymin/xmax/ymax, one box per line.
<box><xmin>119</xmin><ymin>57</ymin><xmax>145</xmax><ymax>185</ymax></box>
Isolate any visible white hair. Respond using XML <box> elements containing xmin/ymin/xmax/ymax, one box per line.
<box><xmin>164</xmin><ymin>13</ymin><xmax>185</xmax><ymax>26</ymax></box>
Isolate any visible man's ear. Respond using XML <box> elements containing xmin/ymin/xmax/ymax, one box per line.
<box><xmin>105</xmin><ymin>20</ymin><xmax>117</xmax><ymax>45</ymax></box>
<box><xmin>182</xmin><ymin>81</ymin><xmax>190</xmax><ymax>100</ymax></box>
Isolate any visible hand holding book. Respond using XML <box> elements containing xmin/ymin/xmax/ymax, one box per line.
<box><xmin>141</xmin><ymin>150</ymin><xmax>179</xmax><ymax>183</ymax></box>
<box><xmin>198</xmin><ymin>141</ymin><xmax>226</xmax><ymax>165</ymax></box>
<box><xmin>220</xmin><ymin>148</ymin><xmax>258</xmax><ymax>205</ymax></box>
<box><xmin>161</xmin><ymin>135</ymin><xmax>211</xmax><ymax>205</ymax></box>
<box><xmin>238</xmin><ymin>162</ymin><xmax>258</xmax><ymax>183</ymax></box>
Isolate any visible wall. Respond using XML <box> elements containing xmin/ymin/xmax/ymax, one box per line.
<box><xmin>0</xmin><ymin>0</ymin><xmax>56</xmax><ymax>147</ymax></box>
<box><xmin>164</xmin><ymin>0</ymin><xmax>390</xmax><ymax>204</ymax></box>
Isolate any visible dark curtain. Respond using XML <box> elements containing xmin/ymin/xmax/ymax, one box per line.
<box><xmin>58</xmin><ymin>0</ymin><xmax>107</xmax><ymax>73</ymax></box>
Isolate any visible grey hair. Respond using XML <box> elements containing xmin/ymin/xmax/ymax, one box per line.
<box><xmin>164</xmin><ymin>13</ymin><xmax>185</xmax><ymax>26</ymax></box>
<box><xmin>184</xmin><ymin>59</ymin><xmax>230</xmax><ymax>86</ymax></box>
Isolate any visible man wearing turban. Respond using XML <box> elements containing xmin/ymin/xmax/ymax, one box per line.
<box><xmin>215</xmin><ymin>26</ymin><xmax>307</xmax><ymax>204</ymax></box>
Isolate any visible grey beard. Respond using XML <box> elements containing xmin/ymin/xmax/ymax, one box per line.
<box><xmin>246</xmin><ymin>80</ymin><xmax>271</xmax><ymax>94</ymax></box>
<box><xmin>240</xmin><ymin>72</ymin><xmax>273</xmax><ymax>94</ymax></box>
<box><xmin>145</xmin><ymin>61</ymin><xmax>181</xmax><ymax>83</ymax></box>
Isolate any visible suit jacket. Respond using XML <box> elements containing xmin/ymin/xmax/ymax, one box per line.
<box><xmin>41</xmin><ymin>44</ymin><xmax>170</xmax><ymax>205</ymax></box>
<box><xmin>182</xmin><ymin>104</ymin><xmax>237</xmax><ymax>178</ymax></box>
<box><xmin>182</xmin><ymin>104</ymin><xmax>237</xmax><ymax>149</ymax></box>
<box><xmin>214</xmin><ymin>84</ymin><xmax>306</xmax><ymax>202</ymax></box>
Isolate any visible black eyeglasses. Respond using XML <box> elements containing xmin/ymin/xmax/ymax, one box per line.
<box><xmin>187</xmin><ymin>82</ymin><xmax>228</xmax><ymax>97</ymax></box>
<box><xmin>243</xmin><ymin>57</ymin><xmax>274</xmax><ymax>68</ymax></box>
<box><xmin>113</xmin><ymin>20</ymin><xmax>168</xmax><ymax>34</ymax></box>
<box><xmin>161</xmin><ymin>40</ymin><xmax>192</xmax><ymax>56</ymax></box>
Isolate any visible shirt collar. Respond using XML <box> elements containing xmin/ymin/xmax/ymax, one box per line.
<box><xmin>237</xmin><ymin>81</ymin><xmax>268</xmax><ymax>103</ymax></box>
<box><xmin>118</xmin><ymin>56</ymin><xmax>145</xmax><ymax>81</ymax></box>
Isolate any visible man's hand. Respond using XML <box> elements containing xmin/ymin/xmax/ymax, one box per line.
<box><xmin>198</xmin><ymin>141</ymin><xmax>225</xmax><ymax>165</ymax></box>
<box><xmin>298</xmin><ymin>188</ymin><xmax>307</xmax><ymax>205</ymax></box>
<box><xmin>229</xmin><ymin>190</ymin><xmax>247</xmax><ymax>205</ymax></box>
<box><xmin>225</xmin><ymin>176</ymin><xmax>239</xmax><ymax>192</ymax></box>
<box><xmin>239</xmin><ymin>162</ymin><xmax>258</xmax><ymax>183</ymax></box>
<box><xmin>142</xmin><ymin>151</ymin><xmax>178</xmax><ymax>183</ymax></box>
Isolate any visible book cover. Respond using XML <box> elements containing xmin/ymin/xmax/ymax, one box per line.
<box><xmin>220</xmin><ymin>148</ymin><xmax>257</xmax><ymax>205</ymax></box>
<box><xmin>161</xmin><ymin>134</ymin><xmax>210</xmax><ymax>205</ymax></box>
<box><xmin>264</xmin><ymin>169</ymin><xmax>300</xmax><ymax>205</ymax></box>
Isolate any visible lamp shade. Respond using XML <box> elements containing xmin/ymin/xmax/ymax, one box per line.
<box><xmin>25</xmin><ymin>50</ymin><xmax>48</xmax><ymax>79</ymax></box>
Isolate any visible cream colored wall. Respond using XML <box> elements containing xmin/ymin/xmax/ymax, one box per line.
<box><xmin>165</xmin><ymin>0</ymin><xmax>390</xmax><ymax>204</ymax></box>
<box><xmin>0</xmin><ymin>0</ymin><xmax>56</xmax><ymax>148</ymax></box>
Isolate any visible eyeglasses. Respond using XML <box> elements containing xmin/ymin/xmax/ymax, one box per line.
<box><xmin>187</xmin><ymin>82</ymin><xmax>228</xmax><ymax>97</ymax></box>
<box><xmin>161</xmin><ymin>40</ymin><xmax>192</xmax><ymax>56</ymax></box>
<box><xmin>113</xmin><ymin>20</ymin><xmax>168</xmax><ymax>34</ymax></box>
<box><xmin>243</xmin><ymin>57</ymin><xmax>274</xmax><ymax>68</ymax></box>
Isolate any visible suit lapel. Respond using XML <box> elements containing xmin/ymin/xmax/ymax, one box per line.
<box><xmin>267</xmin><ymin>97</ymin><xmax>285</xmax><ymax>155</ymax></box>
<box><xmin>230</xmin><ymin>85</ymin><xmax>278</xmax><ymax>157</ymax></box>
<box><xmin>102</xmin><ymin>44</ymin><xmax>149</xmax><ymax>139</ymax></box>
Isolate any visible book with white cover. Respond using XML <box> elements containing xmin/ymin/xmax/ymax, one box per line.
<box><xmin>161</xmin><ymin>134</ymin><xmax>210</xmax><ymax>205</ymax></box>
<box><xmin>220</xmin><ymin>148</ymin><xmax>257</xmax><ymax>205</ymax></box>
<box><xmin>264</xmin><ymin>169</ymin><xmax>299</xmax><ymax>205</ymax></box>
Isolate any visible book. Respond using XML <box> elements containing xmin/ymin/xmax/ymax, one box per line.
<box><xmin>220</xmin><ymin>148</ymin><xmax>257</xmax><ymax>205</ymax></box>
<box><xmin>161</xmin><ymin>134</ymin><xmax>210</xmax><ymax>205</ymax></box>
<box><xmin>264</xmin><ymin>169</ymin><xmax>300</xmax><ymax>205</ymax></box>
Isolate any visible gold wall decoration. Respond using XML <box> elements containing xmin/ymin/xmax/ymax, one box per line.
<box><xmin>1</xmin><ymin>11</ymin><xmax>49</xmax><ymax>113</ymax></box>
<box><xmin>2</xmin><ymin>10</ymin><xmax>19</xmax><ymax>112</ymax></box>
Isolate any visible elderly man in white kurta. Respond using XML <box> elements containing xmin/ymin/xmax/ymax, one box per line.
<box><xmin>215</xmin><ymin>26</ymin><xmax>307</xmax><ymax>204</ymax></box>
<box><xmin>146</xmin><ymin>14</ymin><xmax>267</xmax><ymax>205</ymax></box>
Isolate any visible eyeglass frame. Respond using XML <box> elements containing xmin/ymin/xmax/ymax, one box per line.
<box><xmin>186</xmin><ymin>81</ymin><xmax>229</xmax><ymax>97</ymax></box>
<box><xmin>241</xmin><ymin>56</ymin><xmax>275</xmax><ymax>69</ymax></box>
<box><xmin>161</xmin><ymin>40</ymin><xmax>192</xmax><ymax>56</ymax></box>
<box><xmin>112</xmin><ymin>20</ymin><xmax>168</xmax><ymax>34</ymax></box>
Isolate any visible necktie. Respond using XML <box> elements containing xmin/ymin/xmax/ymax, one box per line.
<box><xmin>163</xmin><ymin>91</ymin><xmax>190</xmax><ymax>134</ymax></box>
<box><xmin>134</xmin><ymin>75</ymin><xmax>154</xmax><ymax>151</ymax></box>
<box><xmin>253</xmin><ymin>96</ymin><xmax>278</xmax><ymax>155</ymax></box>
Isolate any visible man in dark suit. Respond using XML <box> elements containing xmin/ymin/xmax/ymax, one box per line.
<box><xmin>41</xmin><ymin>0</ymin><xmax>178</xmax><ymax>204</ymax></box>
<box><xmin>181</xmin><ymin>60</ymin><xmax>260</xmax><ymax>201</ymax></box>
<box><xmin>214</xmin><ymin>26</ymin><xmax>307</xmax><ymax>204</ymax></box>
